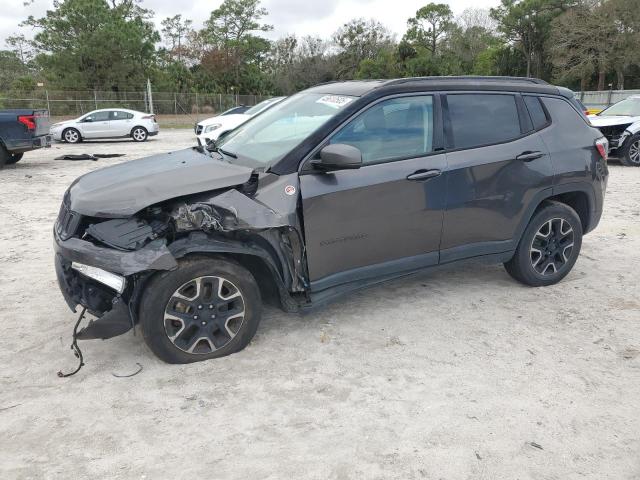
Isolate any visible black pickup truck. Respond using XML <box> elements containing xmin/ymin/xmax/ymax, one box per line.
<box><xmin>0</xmin><ymin>109</ymin><xmax>52</xmax><ymax>168</ymax></box>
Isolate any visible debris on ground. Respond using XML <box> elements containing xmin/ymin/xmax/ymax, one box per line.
<box><xmin>54</xmin><ymin>153</ymin><xmax>125</xmax><ymax>161</ymax></box>
<box><xmin>111</xmin><ymin>363</ymin><xmax>144</xmax><ymax>378</ymax></box>
<box><xmin>622</xmin><ymin>347</ymin><xmax>639</xmax><ymax>360</ymax></box>
<box><xmin>529</xmin><ymin>441</ymin><xmax>544</xmax><ymax>450</ymax></box>
<box><xmin>0</xmin><ymin>404</ymin><xmax>21</xmax><ymax>412</ymax></box>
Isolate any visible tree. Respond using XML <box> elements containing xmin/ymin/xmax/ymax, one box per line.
<box><xmin>603</xmin><ymin>0</ymin><xmax>640</xmax><ymax>89</ymax></box>
<box><xmin>23</xmin><ymin>0</ymin><xmax>159</xmax><ymax>90</ymax></box>
<box><xmin>548</xmin><ymin>0</ymin><xmax>640</xmax><ymax>90</ymax></box>
<box><xmin>332</xmin><ymin>18</ymin><xmax>395</xmax><ymax>79</ymax></box>
<box><xmin>201</xmin><ymin>0</ymin><xmax>273</xmax><ymax>91</ymax></box>
<box><xmin>267</xmin><ymin>35</ymin><xmax>336</xmax><ymax>94</ymax></box>
<box><xmin>439</xmin><ymin>11</ymin><xmax>501</xmax><ymax>75</ymax></box>
<box><xmin>491</xmin><ymin>0</ymin><xmax>574</xmax><ymax>79</ymax></box>
<box><xmin>458</xmin><ymin>8</ymin><xmax>497</xmax><ymax>32</ymax></box>
<box><xmin>5</xmin><ymin>34</ymin><xmax>34</xmax><ymax>66</ymax></box>
<box><xmin>404</xmin><ymin>3</ymin><xmax>453</xmax><ymax>55</ymax></box>
<box><xmin>161</xmin><ymin>15</ymin><xmax>193</xmax><ymax>63</ymax></box>
<box><xmin>548</xmin><ymin>1</ymin><xmax>606</xmax><ymax>89</ymax></box>
<box><xmin>0</xmin><ymin>51</ymin><xmax>30</xmax><ymax>91</ymax></box>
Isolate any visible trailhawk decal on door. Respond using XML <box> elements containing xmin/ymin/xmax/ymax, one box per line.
<box><xmin>319</xmin><ymin>233</ymin><xmax>369</xmax><ymax>247</ymax></box>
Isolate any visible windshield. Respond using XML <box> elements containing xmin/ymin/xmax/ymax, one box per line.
<box><xmin>216</xmin><ymin>93</ymin><xmax>356</xmax><ymax>168</ymax></box>
<box><xmin>245</xmin><ymin>97</ymin><xmax>284</xmax><ymax>116</ymax></box>
<box><xmin>599</xmin><ymin>97</ymin><xmax>640</xmax><ymax>116</ymax></box>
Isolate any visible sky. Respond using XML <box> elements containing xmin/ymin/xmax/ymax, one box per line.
<box><xmin>1</xmin><ymin>0</ymin><xmax>500</xmax><ymax>48</ymax></box>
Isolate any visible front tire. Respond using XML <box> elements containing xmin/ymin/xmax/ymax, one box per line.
<box><xmin>620</xmin><ymin>133</ymin><xmax>640</xmax><ymax>166</ymax></box>
<box><xmin>5</xmin><ymin>152</ymin><xmax>24</xmax><ymax>165</ymax></box>
<box><xmin>63</xmin><ymin>128</ymin><xmax>82</xmax><ymax>144</ymax></box>
<box><xmin>140</xmin><ymin>256</ymin><xmax>262</xmax><ymax>364</ymax></box>
<box><xmin>504</xmin><ymin>201</ymin><xmax>583</xmax><ymax>287</ymax></box>
<box><xmin>131</xmin><ymin>126</ymin><xmax>148</xmax><ymax>142</ymax></box>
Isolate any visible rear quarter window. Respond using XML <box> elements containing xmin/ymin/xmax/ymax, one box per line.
<box><xmin>524</xmin><ymin>96</ymin><xmax>549</xmax><ymax>130</ymax></box>
<box><xmin>447</xmin><ymin>94</ymin><xmax>521</xmax><ymax>149</ymax></box>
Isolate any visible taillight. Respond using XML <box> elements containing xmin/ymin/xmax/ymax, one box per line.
<box><xmin>142</xmin><ymin>115</ymin><xmax>157</xmax><ymax>123</ymax></box>
<box><xmin>18</xmin><ymin>114</ymin><xmax>36</xmax><ymax>131</ymax></box>
<box><xmin>595</xmin><ymin>137</ymin><xmax>608</xmax><ymax>162</ymax></box>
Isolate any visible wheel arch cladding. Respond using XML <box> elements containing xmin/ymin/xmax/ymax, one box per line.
<box><xmin>168</xmin><ymin>233</ymin><xmax>295</xmax><ymax>310</ymax></box>
<box><xmin>545</xmin><ymin>191</ymin><xmax>590</xmax><ymax>231</ymax></box>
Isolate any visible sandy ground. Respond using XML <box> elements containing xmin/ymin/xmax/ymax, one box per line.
<box><xmin>0</xmin><ymin>130</ymin><xmax>639</xmax><ymax>480</ymax></box>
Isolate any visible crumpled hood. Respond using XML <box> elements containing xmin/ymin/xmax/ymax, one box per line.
<box><xmin>588</xmin><ymin>115</ymin><xmax>640</xmax><ymax>127</ymax></box>
<box><xmin>68</xmin><ymin>148</ymin><xmax>253</xmax><ymax>217</ymax></box>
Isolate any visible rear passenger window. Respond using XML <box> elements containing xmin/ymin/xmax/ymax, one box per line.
<box><xmin>524</xmin><ymin>96</ymin><xmax>549</xmax><ymax>130</ymax></box>
<box><xmin>330</xmin><ymin>96</ymin><xmax>434</xmax><ymax>164</ymax></box>
<box><xmin>447</xmin><ymin>94</ymin><xmax>521</xmax><ymax>149</ymax></box>
<box><xmin>110</xmin><ymin>111</ymin><xmax>132</xmax><ymax>120</ymax></box>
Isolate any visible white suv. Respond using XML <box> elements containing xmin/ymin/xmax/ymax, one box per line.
<box><xmin>51</xmin><ymin>109</ymin><xmax>159</xmax><ymax>143</ymax></box>
<box><xmin>195</xmin><ymin>97</ymin><xmax>285</xmax><ymax>146</ymax></box>
<box><xmin>589</xmin><ymin>95</ymin><xmax>640</xmax><ymax>166</ymax></box>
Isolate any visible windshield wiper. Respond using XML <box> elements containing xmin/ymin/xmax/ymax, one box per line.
<box><xmin>218</xmin><ymin>147</ymin><xmax>237</xmax><ymax>158</ymax></box>
<box><xmin>205</xmin><ymin>141</ymin><xmax>237</xmax><ymax>159</ymax></box>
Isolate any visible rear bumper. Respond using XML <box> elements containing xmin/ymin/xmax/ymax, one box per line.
<box><xmin>6</xmin><ymin>135</ymin><xmax>52</xmax><ymax>153</ymax></box>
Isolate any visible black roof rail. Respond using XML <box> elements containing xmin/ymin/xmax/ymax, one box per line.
<box><xmin>386</xmin><ymin>76</ymin><xmax>549</xmax><ymax>86</ymax></box>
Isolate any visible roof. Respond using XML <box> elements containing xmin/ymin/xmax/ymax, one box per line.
<box><xmin>306</xmin><ymin>76</ymin><xmax>559</xmax><ymax>97</ymax></box>
<box><xmin>85</xmin><ymin>108</ymin><xmax>145</xmax><ymax>114</ymax></box>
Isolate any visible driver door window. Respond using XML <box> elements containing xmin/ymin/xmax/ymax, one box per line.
<box><xmin>329</xmin><ymin>96</ymin><xmax>434</xmax><ymax>164</ymax></box>
<box><xmin>84</xmin><ymin>111</ymin><xmax>110</xmax><ymax>122</ymax></box>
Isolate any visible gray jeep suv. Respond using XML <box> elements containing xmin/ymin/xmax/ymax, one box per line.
<box><xmin>54</xmin><ymin>77</ymin><xmax>609</xmax><ymax>364</ymax></box>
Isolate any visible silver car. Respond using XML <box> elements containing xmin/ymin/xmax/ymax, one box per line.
<box><xmin>51</xmin><ymin>108</ymin><xmax>159</xmax><ymax>143</ymax></box>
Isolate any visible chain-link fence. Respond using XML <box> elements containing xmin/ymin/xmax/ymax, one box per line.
<box><xmin>0</xmin><ymin>90</ymin><xmax>272</xmax><ymax>127</ymax></box>
<box><xmin>2</xmin><ymin>87</ymin><xmax>639</xmax><ymax>126</ymax></box>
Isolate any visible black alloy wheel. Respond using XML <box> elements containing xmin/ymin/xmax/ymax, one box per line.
<box><xmin>140</xmin><ymin>256</ymin><xmax>262</xmax><ymax>363</ymax></box>
<box><xmin>164</xmin><ymin>275</ymin><xmax>246</xmax><ymax>354</ymax></box>
<box><xmin>529</xmin><ymin>218</ymin><xmax>575</xmax><ymax>276</ymax></box>
<box><xmin>504</xmin><ymin>201</ymin><xmax>583</xmax><ymax>287</ymax></box>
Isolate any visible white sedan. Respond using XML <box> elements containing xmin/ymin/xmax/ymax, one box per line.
<box><xmin>51</xmin><ymin>108</ymin><xmax>159</xmax><ymax>143</ymax></box>
<box><xmin>195</xmin><ymin>97</ymin><xmax>285</xmax><ymax>146</ymax></box>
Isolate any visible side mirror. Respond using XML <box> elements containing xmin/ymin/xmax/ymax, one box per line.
<box><xmin>83</xmin><ymin>117</ymin><xmax>93</xmax><ymax>123</ymax></box>
<box><xmin>312</xmin><ymin>144</ymin><xmax>362</xmax><ymax>172</ymax></box>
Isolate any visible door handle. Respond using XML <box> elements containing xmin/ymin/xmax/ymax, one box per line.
<box><xmin>407</xmin><ymin>169</ymin><xmax>441</xmax><ymax>181</ymax></box>
<box><xmin>516</xmin><ymin>151</ymin><xmax>544</xmax><ymax>161</ymax></box>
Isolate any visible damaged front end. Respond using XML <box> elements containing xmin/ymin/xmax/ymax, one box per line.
<box><xmin>596</xmin><ymin>123</ymin><xmax>633</xmax><ymax>152</ymax></box>
<box><xmin>54</xmin><ymin>149</ymin><xmax>308</xmax><ymax>342</ymax></box>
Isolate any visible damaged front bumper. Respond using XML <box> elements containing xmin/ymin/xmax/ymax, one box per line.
<box><xmin>54</xmin><ymin>230</ymin><xmax>178</xmax><ymax>339</ymax></box>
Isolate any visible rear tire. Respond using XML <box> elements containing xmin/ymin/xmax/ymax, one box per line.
<box><xmin>5</xmin><ymin>153</ymin><xmax>24</xmax><ymax>165</ymax></box>
<box><xmin>140</xmin><ymin>256</ymin><xmax>262</xmax><ymax>364</ymax></box>
<box><xmin>63</xmin><ymin>128</ymin><xmax>82</xmax><ymax>144</ymax></box>
<box><xmin>131</xmin><ymin>126</ymin><xmax>148</xmax><ymax>142</ymax></box>
<box><xmin>0</xmin><ymin>145</ymin><xmax>8</xmax><ymax>169</ymax></box>
<box><xmin>504</xmin><ymin>201</ymin><xmax>583</xmax><ymax>287</ymax></box>
<box><xmin>619</xmin><ymin>133</ymin><xmax>640</xmax><ymax>166</ymax></box>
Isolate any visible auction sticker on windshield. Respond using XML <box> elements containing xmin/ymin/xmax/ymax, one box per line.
<box><xmin>316</xmin><ymin>95</ymin><xmax>353</xmax><ymax>109</ymax></box>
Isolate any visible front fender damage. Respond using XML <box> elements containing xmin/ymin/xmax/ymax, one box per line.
<box><xmin>168</xmin><ymin>174</ymin><xmax>307</xmax><ymax>297</ymax></box>
<box><xmin>60</xmin><ymin>173</ymin><xmax>307</xmax><ymax>342</ymax></box>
